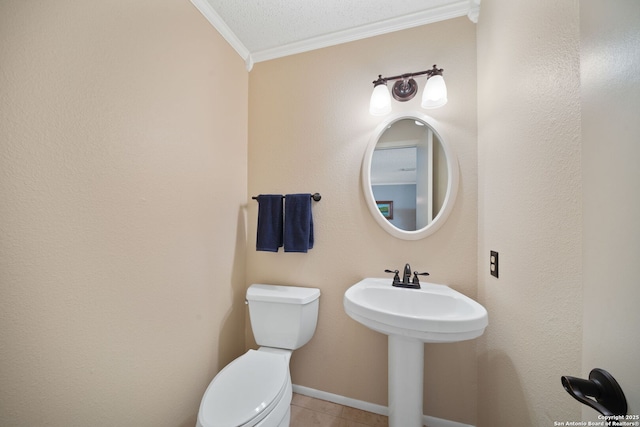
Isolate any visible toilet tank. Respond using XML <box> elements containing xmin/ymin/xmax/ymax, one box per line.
<box><xmin>246</xmin><ymin>284</ymin><xmax>320</xmax><ymax>350</ymax></box>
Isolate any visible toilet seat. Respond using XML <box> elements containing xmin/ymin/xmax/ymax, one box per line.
<box><xmin>198</xmin><ymin>350</ymin><xmax>289</xmax><ymax>427</ymax></box>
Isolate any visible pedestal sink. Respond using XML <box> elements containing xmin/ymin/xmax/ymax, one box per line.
<box><xmin>343</xmin><ymin>278</ymin><xmax>488</xmax><ymax>427</ymax></box>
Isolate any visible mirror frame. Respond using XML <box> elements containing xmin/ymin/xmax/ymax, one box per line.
<box><xmin>362</xmin><ymin>111</ymin><xmax>459</xmax><ymax>240</ymax></box>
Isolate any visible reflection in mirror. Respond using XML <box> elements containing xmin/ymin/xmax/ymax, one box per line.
<box><xmin>371</xmin><ymin>120</ymin><xmax>447</xmax><ymax>231</ymax></box>
<box><xmin>362</xmin><ymin>112</ymin><xmax>459</xmax><ymax>240</ymax></box>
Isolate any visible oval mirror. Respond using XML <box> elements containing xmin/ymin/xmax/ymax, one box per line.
<box><xmin>362</xmin><ymin>112</ymin><xmax>459</xmax><ymax>240</ymax></box>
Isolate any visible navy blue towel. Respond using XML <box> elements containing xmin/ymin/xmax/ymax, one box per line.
<box><xmin>284</xmin><ymin>194</ymin><xmax>314</xmax><ymax>253</ymax></box>
<box><xmin>256</xmin><ymin>195</ymin><xmax>283</xmax><ymax>252</ymax></box>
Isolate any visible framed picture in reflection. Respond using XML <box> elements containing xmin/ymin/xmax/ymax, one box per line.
<box><xmin>376</xmin><ymin>201</ymin><xmax>393</xmax><ymax>220</ymax></box>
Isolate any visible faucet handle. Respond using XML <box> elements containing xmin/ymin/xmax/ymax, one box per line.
<box><xmin>412</xmin><ymin>271</ymin><xmax>430</xmax><ymax>284</ymax></box>
<box><xmin>384</xmin><ymin>269</ymin><xmax>401</xmax><ymax>285</ymax></box>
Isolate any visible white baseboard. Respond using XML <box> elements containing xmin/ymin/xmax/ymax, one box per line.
<box><xmin>292</xmin><ymin>384</ymin><xmax>475</xmax><ymax>427</ymax></box>
<box><xmin>292</xmin><ymin>384</ymin><xmax>388</xmax><ymax>416</ymax></box>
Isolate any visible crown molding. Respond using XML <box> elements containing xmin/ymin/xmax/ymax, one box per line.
<box><xmin>251</xmin><ymin>1</ymin><xmax>471</xmax><ymax>64</ymax></box>
<box><xmin>189</xmin><ymin>0</ymin><xmax>253</xmax><ymax>70</ymax></box>
<box><xmin>191</xmin><ymin>0</ymin><xmax>479</xmax><ymax>71</ymax></box>
<box><xmin>467</xmin><ymin>0</ymin><xmax>481</xmax><ymax>23</ymax></box>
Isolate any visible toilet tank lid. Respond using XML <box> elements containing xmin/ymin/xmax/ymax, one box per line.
<box><xmin>247</xmin><ymin>284</ymin><xmax>320</xmax><ymax>304</ymax></box>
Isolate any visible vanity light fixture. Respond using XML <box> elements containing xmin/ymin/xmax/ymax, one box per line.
<box><xmin>369</xmin><ymin>65</ymin><xmax>447</xmax><ymax>116</ymax></box>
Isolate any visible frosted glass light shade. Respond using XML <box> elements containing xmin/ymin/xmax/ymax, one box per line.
<box><xmin>369</xmin><ymin>84</ymin><xmax>392</xmax><ymax>116</ymax></box>
<box><xmin>421</xmin><ymin>75</ymin><xmax>447</xmax><ymax>109</ymax></box>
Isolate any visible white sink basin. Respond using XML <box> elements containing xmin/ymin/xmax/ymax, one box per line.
<box><xmin>343</xmin><ymin>278</ymin><xmax>488</xmax><ymax>343</ymax></box>
<box><xmin>343</xmin><ymin>277</ymin><xmax>488</xmax><ymax>426</ymax></box>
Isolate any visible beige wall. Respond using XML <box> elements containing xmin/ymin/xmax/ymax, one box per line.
<box><xmin>248</xmin><ymin>18</ymin><xmax>478</xmax><ymax>424</ymax></box>
<box><xmin>0</xmin><ymin>1</ymin><xmax>248</xmax><ymax>426</ymax></box>
<box><xmin>581</xmin><ymin>0</ymin><xmax>640</xmax><ymax>419</ymax></box>
<box><xmin>477</xmin><ymin>0</ymin><xmax>582</xmax><ymax>425</ymax></box>
<box><xmin>4</xmin><ymin>1</ymin><xmax>637</xmax><ymax>426</ymax></box>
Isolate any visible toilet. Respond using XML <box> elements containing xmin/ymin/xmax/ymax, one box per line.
<box><xmin>196</xmin><ymin>284</ymin><xmax>321</xmax><ymax>427</ymax></box>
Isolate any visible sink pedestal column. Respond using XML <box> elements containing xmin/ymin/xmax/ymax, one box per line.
<box><xmin>388</xmin><ymin>335</ymin><xmax>424</xmax><ymax>427</ymax></box>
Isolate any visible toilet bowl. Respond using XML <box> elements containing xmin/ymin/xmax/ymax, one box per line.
<box><xmin>196</xmin><ymin>349</ymin><xmax>292</xmax><ymax>427</ymax></box>
<box><xmin>196</xmin><ymin>284</ymin><xmax>320</xmax><ymax>427</ymax></box>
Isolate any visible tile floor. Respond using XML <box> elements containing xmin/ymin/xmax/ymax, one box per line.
<box><xmin>290</xmin><ymin>393</ymin><xmax>389</xmax><ymax>427</ymax></box>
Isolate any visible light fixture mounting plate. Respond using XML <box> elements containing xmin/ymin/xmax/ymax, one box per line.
<box><xmin>391</xmin><ymin>78</ymin><xmax>418</xmax><ymax>102</ymax></box>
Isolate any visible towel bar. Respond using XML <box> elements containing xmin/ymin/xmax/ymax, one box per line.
<box><xmin>252</xmin><ymin>193</ymin><xmax>321</xmax><ymax>201</ymax></box>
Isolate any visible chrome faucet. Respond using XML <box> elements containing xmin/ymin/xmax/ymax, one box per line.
<box><xmin>384</xmin><ymin>263</ymin><xmax>429</xmax><ymax>289</ymax></box>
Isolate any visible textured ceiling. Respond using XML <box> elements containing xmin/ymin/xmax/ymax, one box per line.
<box><xmin>191</xmin><ymin>0</ymin><xmax>480</xmax><ymax>69</ymax></box>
